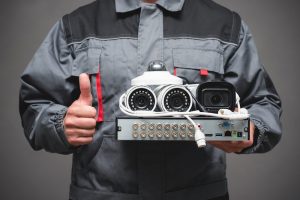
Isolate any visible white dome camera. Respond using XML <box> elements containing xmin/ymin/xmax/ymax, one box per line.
<box><xmin>131</xmin><ymin>60</ymin><xmax>183</xmax><ymax>86</ymax></box>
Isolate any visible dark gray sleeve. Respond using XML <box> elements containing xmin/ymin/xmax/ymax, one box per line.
<box><xmin>224</xmin><ymin>21</ymin><xmax>282</xmax><ymax>153</ymax></box>
<box><xmin>19</xmin><ymin>20</ymin><xmax>78</xmax><ymax>154</ymax></box>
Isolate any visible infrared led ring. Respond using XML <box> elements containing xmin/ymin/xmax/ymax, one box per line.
<box><xmin>125</xmin><ymin>86</ymin><xmax>157</xmax><ymax>111</ymax></box>
<box><xmin>157</xmin><ymin>85</ymin><xmax>192</xmax><ymax>112</ymax></box>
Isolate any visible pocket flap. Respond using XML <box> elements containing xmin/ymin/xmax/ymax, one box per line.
<box><xmin>72</xmin><ymin>47</ymin><xmax>101</xmax><ymax>76</ymax></box>
<box><xmin>173</xmin><ymin>48</ymin><xmax>224</xmax><ymax>74</ymax></box>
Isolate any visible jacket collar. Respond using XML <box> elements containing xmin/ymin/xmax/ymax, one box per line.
<box><xmin>115</xmin><ymin>0</ymin><xmax>185</xmax><ymax>13</ymax></box>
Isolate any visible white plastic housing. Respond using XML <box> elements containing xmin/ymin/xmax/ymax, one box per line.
<box><xmin>156</xmin><ymin>85</ymin><xmax>193</xmax><ymax>112</ymax></box>
<box><xmin>131</xmin><ymin>71</ymin><xmax>183</xmax><ymax>86</ymax></box>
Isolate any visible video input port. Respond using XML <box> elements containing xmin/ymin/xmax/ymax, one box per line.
<box><xmin>164</xmin><ymin>124</ymin><xmax>171</xmax><ymax>130</ymax></box>
<box><xmin>172</xmin><ymin>124</ymin><xmax>178</xmax><ymax>130</ymax></box>
<box><xmin>180</xmin><ymin>124</ymin><xmax>187</xmax><ymax>130</ymax></box>
<box><xmin>157</xmin><ymin>124</ymin><xmax>163</xmax><ymax>130</ymax></box>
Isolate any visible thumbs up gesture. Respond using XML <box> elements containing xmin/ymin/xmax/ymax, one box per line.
<box><xmin>64</xmin><ymin>73</ymin><xmax>97</xmax><ymax>146</ymax></box>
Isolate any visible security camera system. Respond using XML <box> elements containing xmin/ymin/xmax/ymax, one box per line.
<box><xmin>116</xmin><ymin>117</ymin><xmax>249</xmax><ymax>141</ymax></box>
<box><xmin>117</xmin><ymin>61</ymin><xmax>250</xmax><ymax>148</ymax></box>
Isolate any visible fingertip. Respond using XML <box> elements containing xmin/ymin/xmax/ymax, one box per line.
<box><xmin>79</xmin><ymin>73</ymin><xmax>89</xmax><ymax>79</ymax></box>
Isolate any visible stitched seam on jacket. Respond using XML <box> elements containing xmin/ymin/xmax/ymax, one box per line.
<box><xmin>67</xmin><ymin>36</ymin><xmax>238</xmax><ymax>47</ymax></box>
<box><xmin>67</xmin><ymin>37</ymin><xmax>138</xmax><ymax>46</ymax></box>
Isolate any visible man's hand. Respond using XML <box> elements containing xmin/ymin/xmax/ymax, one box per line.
<box><xmin>64</xmin><ymin>73</ymin><xmax>97</xmax><ymax>147</ymax></box>
<box><xmin>208</xmin><ymin>121</ymin><xmax>255</xmax><ymax>153</ymax></box>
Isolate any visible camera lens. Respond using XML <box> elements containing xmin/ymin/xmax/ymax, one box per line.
<box><xmin>126</xmin><ymin>86</ymin><xmax>156</xmax><ymax>111</ymax></box>
<box><xmin>134</xmin><ymin>94</ymin><xmax>149</xmax><ymax>109</ymax></box>
<box><xmin>171</xmin><ymin>94</ymin><xmax>185</xmax><ymax>108</ymax></box>
<box><xmin>157</xmin><ymin>85</ymin><xmax>192</xmax><ymax>112</ymax></box>
<box><xmin>166</xmin><ymin>92</ymin><xmax>187</xmax><ymax>110</ymax></box>
<box><xmin>210</xmin><ymin>94</ymin><xmax>223</xmax><ymax>105</ymax></box>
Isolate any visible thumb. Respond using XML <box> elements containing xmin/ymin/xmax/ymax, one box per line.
<box><xmin>78</xmin><ymin>73</ymin><xmax>92</xmax><ymax>105</ymax></box>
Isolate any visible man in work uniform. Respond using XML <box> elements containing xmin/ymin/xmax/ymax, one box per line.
<box><xmin>19</xmin><ymin>0</ymin><xmax>282</xmax><ymax>199</ymax></box>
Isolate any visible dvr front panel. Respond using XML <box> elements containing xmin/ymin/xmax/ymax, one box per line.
<box><xmin>116</xmin><ymin>117</ymin><xmax>249</xmax><ymax>141</ymax></box>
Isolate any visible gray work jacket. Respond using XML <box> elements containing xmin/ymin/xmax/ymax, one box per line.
<box><xmin>19</xmin><ymin>0</ymin><xmax>282</xmax><ymax>199</ymax></box>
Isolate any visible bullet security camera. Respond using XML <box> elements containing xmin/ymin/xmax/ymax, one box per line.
<box><xmin>196</xmin><ymin>82</ymin><xmax>236</xmax><ymax>113</ymax></box>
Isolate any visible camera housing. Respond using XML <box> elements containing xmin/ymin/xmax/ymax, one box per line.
<box><xmin>196</xmin><ymin>82</ymin><xmax>236</xmax><ymax>113</ymax></box>
<box><xmin>156</xmin><ymin>85</ymin><xmax>193</xmax><ymax>112</ymax></box>
<box><xmin>125</xmin><ymin>86</ymin><xmax>157</xmax><ymax>111</ymax></box>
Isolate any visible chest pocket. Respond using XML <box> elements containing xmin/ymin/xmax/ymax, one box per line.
<box><xmin>172</xmin><ymin>48</ymin><xmax>224</xmax><ymax>84</ymax></box>
<box><xmin>72</xmin><ymin>42</ymin><xmax>108</xmax><ymax>122</ymax></box>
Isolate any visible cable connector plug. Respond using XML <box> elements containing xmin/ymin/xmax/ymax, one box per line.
<box><xmin>194</xmin><ymin>128</ymin><xmax>206</xmax><ymax>148</ymax></box>
<box><xmin>218</xmin><ymin>109</ymin><xmax>233</xmax><ymax>115</ymax></box>
<box><xmin>218</xmin><ymin>108</ymin><xmax>248</xmax><ymax>115</ymax></box>
<box><xmin>239</xmin><ymin>108</ymin><xmax>248</xmax><ymax>114</ymax></box>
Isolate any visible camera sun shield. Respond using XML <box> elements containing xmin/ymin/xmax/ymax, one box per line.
<box><xmin>196</xmin><ymin>82</ymin><xmax>236</xmax><ymax>113</ymax></box>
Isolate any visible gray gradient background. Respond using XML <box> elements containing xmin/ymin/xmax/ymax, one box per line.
<box><xmin>0</xmin><ymin>0</ymin><xmax>299</xmax><ymax>199</ymax></box>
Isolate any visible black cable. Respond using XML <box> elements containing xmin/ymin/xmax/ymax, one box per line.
<box><xmin>177</xmin><ymin>76</ymin><xmax>190</xmax><ymax>85</ymax></box>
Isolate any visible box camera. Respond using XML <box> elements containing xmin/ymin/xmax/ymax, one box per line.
<box><xmin>196</xmin><ymin>82</ymin><xmax>236</xmax><ymax>113</ymax></box>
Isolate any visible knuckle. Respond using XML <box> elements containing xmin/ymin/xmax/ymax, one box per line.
<box><xmin>64</xmin><ymin>118</ymin><xmax>72</xmax><ymax>127</ymax></box>
<box><xmin>88</xmin><ymin>129</ymin><xmax>96</xmax><ymax>136</ymax></box>
<box><xmin>84</xmin><ymin>129</ymin><xmax>92</xmax><ymax>136</ymax></box>
<box><xmin>84</xmin><ymin>105</ymin><xmax>96</xmax><ymax>116</ymax></box>
<box><xmin>68</xmin><ymin>137</ymin><xmax>76</xmax><ymax>144</ymax></box>
<box><xmin>67</xmin><ymin>107</ymin><xmax>73</xmax><ymax>114</ymax></box>
<box><xmin>89</xmin><ymin>119</ymin><xmax>97</xmax><ymax>127</ymax></box>
<box><xmin>68</xmin><ymin>102</ymin><xmax>77</xmax><ymax>112</ymax></box>
<box><xmin>64</xmin><ymin>129</ymin><xmax>72</xmax><ymax>136</ymax></box>
<box><xmin>91</xmin><ymin>107</ymin><xmax>97</xmax><ymax>117</ymax></box>
<box><xmin>68</xmin><ymin>106</ymin><xmax>78</xmax><ymax>115</ymax></box>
